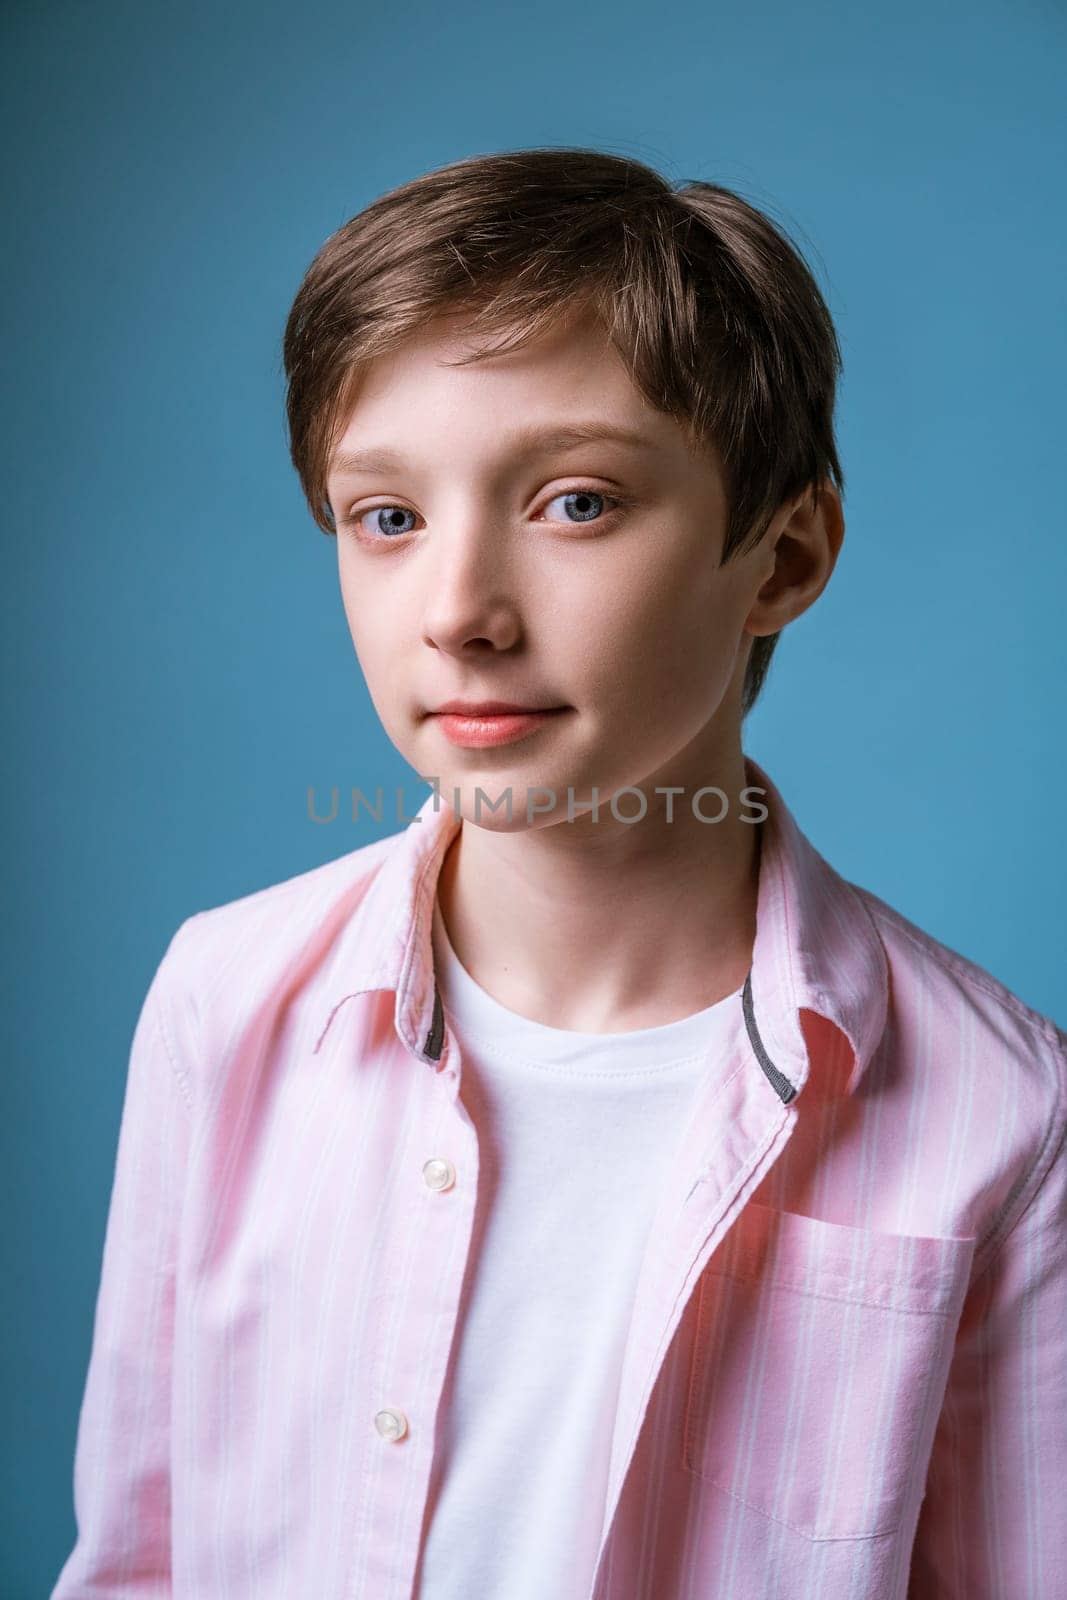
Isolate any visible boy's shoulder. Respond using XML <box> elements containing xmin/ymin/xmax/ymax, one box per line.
<box><xmin>849</xmin><ymin>874</ymin><xmax>1066</xmax><ymax>1077</ymax></box>
<box><xmin>156</xmin><ymin>825</ymin><xmax>410</xmax><ymax>1018</ymax></box>
<box><xmin>846</xmin><ymin>876</ymin><xmax>1066</xmax><ymax>1269</ymax></box>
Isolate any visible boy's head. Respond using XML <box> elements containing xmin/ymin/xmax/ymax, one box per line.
<box><xmin>283</xmin><ymin>148</ymin><xmax>844</xmax><ymax>827</ymax></box>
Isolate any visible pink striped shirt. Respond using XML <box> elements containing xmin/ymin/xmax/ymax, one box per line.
<box><xmin>52</xmin><ymin>755</ymin><xmax>1067</xmax><ymax>1599</ymax></box>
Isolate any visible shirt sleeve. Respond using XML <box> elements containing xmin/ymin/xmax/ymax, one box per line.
<box><xmin>907</xmin><ymin>1038</ymin><xmax>1067</xmax><ymax>1600</ymax></box>
<box><xmin>51</xmin><ymin>923</ymin><xmax>198</xmax><ymax>1599</ymax></box>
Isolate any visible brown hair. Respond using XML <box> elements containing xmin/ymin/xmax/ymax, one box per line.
<box><xmin>283</xmin><ymin>147</ymin><xmax>844</xmax><ymax>717</ymax></box>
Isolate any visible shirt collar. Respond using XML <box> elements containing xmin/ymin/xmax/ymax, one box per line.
<box><xmin>313</xmin><ymin>755</ymin><xmax>888</xmax><ymax>1099</ymax></box>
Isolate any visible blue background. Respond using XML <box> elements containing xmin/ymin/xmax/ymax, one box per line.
<box><xmin>4</xmin><ymin>0</ymin><xmax>1064</xmax><ymax>1588</ymax></box>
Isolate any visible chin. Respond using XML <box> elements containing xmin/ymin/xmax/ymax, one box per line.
<box><xmin>430</xmin><ymin>772</ymin><xmax>572</xmax><ymax>832</ymax></box>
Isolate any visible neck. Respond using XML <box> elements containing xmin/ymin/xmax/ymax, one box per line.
<box><xmin>434</xmin><ymin>743</ymin><xmax>762</xmax><ymax>1034</ymax></box>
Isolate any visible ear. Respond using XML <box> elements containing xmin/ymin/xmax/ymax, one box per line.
<box><xmin>744</xmin><ymin>481</ymin><xmax>845</xmax><ymax>638</ymax></box>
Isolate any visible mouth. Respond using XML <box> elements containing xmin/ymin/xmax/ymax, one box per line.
<box><xmin>428</xmin><ymin>705</ymin><xmax>571</xmax><ymax>749</ymax></box>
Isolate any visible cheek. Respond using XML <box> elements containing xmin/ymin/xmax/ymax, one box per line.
<box><xmin>577</xmin><ymin>548</ymin><xmax>730</xmax><ymax>711</ymax></box>
<box><xmin>338</xmin><ymin>567</ymin><xmax>397</xmax><ymax>694</ymax></box>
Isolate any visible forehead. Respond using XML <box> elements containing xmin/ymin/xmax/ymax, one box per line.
<box><xmin>327</xmin><ymin>309</ymin><xmax>690</xmax><ymax>476</ymax></box>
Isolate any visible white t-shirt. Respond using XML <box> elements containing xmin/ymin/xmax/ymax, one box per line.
<box><xmin>414</xmin><ymin>895</ymin><xmax>745</xmax><ymax>1600</ymax></box>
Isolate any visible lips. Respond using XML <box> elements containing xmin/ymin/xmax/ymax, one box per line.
<box><xmin>430</xmin><ymin>705</ymin><xmax>570</xmax><ymax>749</ymax></box>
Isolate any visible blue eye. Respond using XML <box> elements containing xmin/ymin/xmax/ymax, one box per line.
<box><xmin>341</xmin><ymin>486</ymin><xmax>625</xmax><ymax>543</ymax></box>
<box><xmin>543</xmin><ymin>489</ymin><xmax>611</xmax><ymax>524</ymax></box>
<box><xmin>358</xmin><ymin>505</ymin><xmax>418</xmax><ymax>538</ymax></box>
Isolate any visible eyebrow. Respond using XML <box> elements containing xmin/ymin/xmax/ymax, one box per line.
<box><xmin>327</xmin><ymin>422</ymin><xmax>658</xmax><ymax>481</ymax></box>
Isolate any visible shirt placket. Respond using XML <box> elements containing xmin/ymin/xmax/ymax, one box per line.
<box><xmin>587</xmin><ymin>997</ymin><xmax>804</xmax><ymax>1600</ymax></box>
<box><xmin>349</xmin><ymin>984</ymin><xmax>479</xmax><ymax>1600</ymax></box>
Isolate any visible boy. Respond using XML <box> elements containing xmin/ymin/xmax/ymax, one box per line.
<box><xmin>53</xmin><ymin>148</ymin><xmax>1066</xmax><ymax>1599</ymax></box>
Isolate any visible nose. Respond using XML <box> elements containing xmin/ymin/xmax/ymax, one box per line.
<box><xmin>420</xmin><ymin>513</ymin><xmax>522</xmax><ymax>657</ymax></box>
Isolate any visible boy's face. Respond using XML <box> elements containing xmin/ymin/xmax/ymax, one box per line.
<box><xmin>328</xmin><ymin>308</ymin><xmax>779</xmax><ymax>831</ymax></box>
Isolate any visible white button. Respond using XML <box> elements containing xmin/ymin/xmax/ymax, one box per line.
<box><xmin>423</xmin><ymin>1157</ymin><xmax>456</xmax><ymax>1191</ymax></box>
<box><xmin>374</xmin><ymin>1408</ymin><xmax>408</xmax><ymax>1441</ymax></box>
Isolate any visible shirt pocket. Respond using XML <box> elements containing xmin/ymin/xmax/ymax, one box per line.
<box><xmin>681</xmin><ymin>1201</ymin><xmax>976</xmax><ymax>1542</ymax></box>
